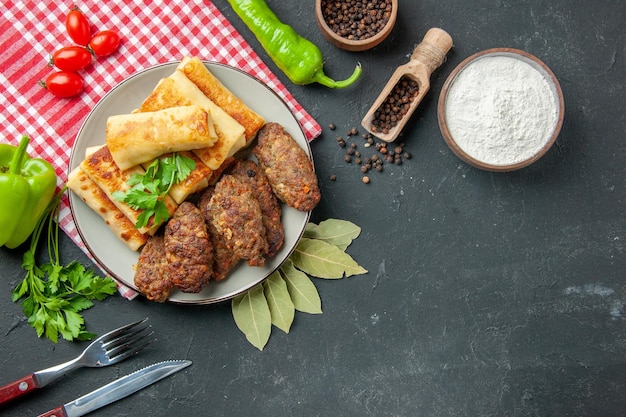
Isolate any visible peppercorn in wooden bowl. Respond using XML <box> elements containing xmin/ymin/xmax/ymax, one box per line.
<box><xmin>315</xmin><ymin>0</ymin><xmax>397</xmax><ymax>52</ymax></box>
<box><xmin>437</xmin><ymin>48</ymin><xmax>565</xmax><ymax>172</ymax></box>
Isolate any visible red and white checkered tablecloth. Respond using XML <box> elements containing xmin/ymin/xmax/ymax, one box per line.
<box><xmin>0</xmin><ymin>1</ymin><xmax>321</xmax><ymax>295</ymax></box>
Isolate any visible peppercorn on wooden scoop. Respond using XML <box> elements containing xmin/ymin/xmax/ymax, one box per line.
<box><xmin>361</xmin><ymin>28</ymin><xmax>453</xmax><ymax>142</ymax></box>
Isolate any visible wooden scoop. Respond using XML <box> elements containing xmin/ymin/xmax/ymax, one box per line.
<box><xmin>361</xmin><ymin>28</ymin><xmax>453</xmax><ymax>142</ymax></box>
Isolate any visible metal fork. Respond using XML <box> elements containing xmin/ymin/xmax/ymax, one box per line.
<box><xmin>0</xmin><ymin>318</ymin><xmax>153</xmax><ymax>405</ymax></box>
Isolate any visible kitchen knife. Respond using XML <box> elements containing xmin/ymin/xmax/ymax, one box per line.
<box><xmin>37</xmin><ymin>360</ymin><xmax>191</xmax><ymax>417</ymax></box>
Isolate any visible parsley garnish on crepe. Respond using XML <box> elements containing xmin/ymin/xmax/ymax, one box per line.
<box><xmin>113</xmin><ymin>153</ymin><xmax>196</xmax><ymax>229</ymax></box>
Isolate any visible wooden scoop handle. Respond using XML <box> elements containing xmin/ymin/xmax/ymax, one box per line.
<box><xmin>360</xmin><ymin>28</ymin><xmax>453</xmax><ymax>142</ymax></box>
<box><xmin>410</xmin><ymin>28</ymin><xmax>453</xmax><ymax>75</ymax></box>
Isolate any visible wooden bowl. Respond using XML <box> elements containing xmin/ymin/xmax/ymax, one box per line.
<box><xmin>315</xmin><ymin>0</ymin><xmax>398</xmax><ymax>52</ymax></box>
<box><xmin>437</xmin><ymin>48</ymin><xmax>565</xmax><ymax>172</ymax></box>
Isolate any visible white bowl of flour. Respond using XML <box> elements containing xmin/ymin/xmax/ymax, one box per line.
<box><xmin>438</xmin><ymin>48</ymin><xmax>564</xmax><ymax>171</ymax></box>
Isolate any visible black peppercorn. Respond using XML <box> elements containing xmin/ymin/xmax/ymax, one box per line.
<box><xmin>369</xmin><ymin>75</ymin><xmax>419</xmax><ymax>134</ymax></box>
<box><xmin>321</xmin><ymin>0</ymin><xmax>392</xmax><ymax>41</ymax></box>
<box><xmin>329</xmin><ymin>120</ymin><xmax>412</xmax><ymax>183</ymax></box>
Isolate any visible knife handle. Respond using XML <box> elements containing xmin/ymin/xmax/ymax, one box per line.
<box><xmin>38</xmin><ymin>406</ymin><xmax>69</xmax><ymax>417</ymax></box>
<box><xmin>0</xmin><ymin>374</ymin><xmax>39</xmax><ymax>405</ymax></box>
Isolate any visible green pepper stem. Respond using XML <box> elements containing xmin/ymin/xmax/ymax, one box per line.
<box><xmin>9</xmin><ymin>135</ymin><xmax>30</xmax><ymax>175</ymax></box>
<box><xmin>28</xmin><ymin>185</ymin><xmax>66</xmax><ymax>256</ymax></box>
<box><xmin>313</xmin><ymin>63</ymin><xmax>362</xmax><ymax>88</ymax></box>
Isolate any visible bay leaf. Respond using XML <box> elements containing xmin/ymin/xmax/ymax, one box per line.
<box><xmin>231</xmin><ymin>285</ymin><xmax>272</xmax><ymax>350</ymax></box>
<box><xmin>280</xmin><ymin>259</ymin><xmax>322</xmax><ymax>314</ymax></box>
<box><xmin>304</xmin><ymin>219</ymin><xmax>361</xmax><ymax>250</ymax></box>
<box><xmin>263</xmin><ymin>271</ymin><xmax>295</xmax><ymax>333</ymax></box>
<box><xmin>290</xmin><ymin>238</ymin><xmax>368</xmax><ymax>279</ymax></box>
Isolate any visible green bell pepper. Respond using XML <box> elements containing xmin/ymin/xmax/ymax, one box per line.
<box><xmin>227</xmin><ymin>0</ymin><xmax>362</xmax><ymax>88</ymax></box>
<box><xmin>0</xmin><ymin>135</ymin><xmax>57</xmax><ymax>249</ymax></box>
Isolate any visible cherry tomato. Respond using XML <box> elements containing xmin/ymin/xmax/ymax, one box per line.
<box><xmin>40</xmin><ymin>71</ymin><xmax>84</xmax><ymax>98</ymax></box>
<box><xmin>50</xmin><ymin>46</ymin><xmax>92</xmax><ymax>72</ymax></box>
<box><xmin>89</xmin><ymin>30</ymin><xmax>121</xmax><ymax>57</ymax></box>
<box><xmin>65</xmin><ymin>7</ymin><xmax>91</xmax><ymax>46</ymax></box>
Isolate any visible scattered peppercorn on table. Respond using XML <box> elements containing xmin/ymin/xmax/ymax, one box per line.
<box><xmin>1</xmin><ymin>1</ymin><xmax>625</xmax><ymax>416</ymax></box>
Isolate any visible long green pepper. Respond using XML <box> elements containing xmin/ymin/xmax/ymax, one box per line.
<box><xmin>227</xmin><ymin>0</ymin><xmax>362</xmax><ymax>88</ymax></box>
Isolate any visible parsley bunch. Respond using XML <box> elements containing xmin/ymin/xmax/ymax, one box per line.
<box><xmin>113</xmin><ymin>153</ymin><xmax>195</xmax><ymax>228</ymax></box>
<box><xmin>12</xmin><ymin>186</ymin><xmax>117</xmax><ymax>343</ymax></box>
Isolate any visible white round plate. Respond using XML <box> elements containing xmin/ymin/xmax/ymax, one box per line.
<box><xmin>69</xmin><ymin>61</ymin><xmax>312</xmax><ymax>304</ymax></box>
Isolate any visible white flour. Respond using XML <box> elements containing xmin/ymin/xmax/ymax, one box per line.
<box><xmin>445</xmin><ymin>55</ymin><xmax>558</xmax><ymax>166</ymax></box>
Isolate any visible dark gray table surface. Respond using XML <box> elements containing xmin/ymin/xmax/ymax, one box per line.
<box><xmin>2</xmin><ymin>1</ymin><xmax>625</xmax><ymax>416</ymax></box>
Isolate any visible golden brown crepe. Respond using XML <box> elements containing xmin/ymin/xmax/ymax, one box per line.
<box><xmin>79</xmin><ymin>145</ymin><xmax>178</xmax><ymax>236</ymax></box>
<box><xmin>106</xmin><ymin>105</ymin><xmax>217</xmax><ymax>170</ymax></box>
<box><xmin>67</xmin><ymin>167</ymin><xmax>149</xmax><ymax>251</ymax></box>
<box><xmin>177</xmin><ymin>56</ymin><xmax>265</xmax><ymax>143</ymax></box>
<box><xmin>85</xmin><ymin>144</ymin><xmax>105</xmax><ymax>157</ymax></box>
<box><xmin>137</xmin><ymin>69</ymin><xmax>246</xmax><ymax>170</ymax></box>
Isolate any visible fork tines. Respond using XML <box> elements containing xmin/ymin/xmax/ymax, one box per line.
<box><xmin>101</xmin><ymin>318</ymin><xmax>154</xmax><ymax>363</ymax></box>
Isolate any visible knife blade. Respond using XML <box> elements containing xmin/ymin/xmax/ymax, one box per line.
<box><xmin>37</xmin><ymin>360</ymin><xmax>191</xmax><ymax>417</ymax></box>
